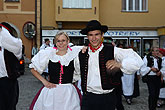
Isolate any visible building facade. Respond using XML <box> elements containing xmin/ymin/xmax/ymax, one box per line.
<box><xmin>41</xmin><ymin>0</ymin><xmax>165</xmax><ymax>57</ymax></box>
<box><xmin>0</xmin><ymin>0</ymin><xmax>36</xmax><ymax>59</ymax></box>
<box><xmin>1</xmin><ymin>0</ymin><xmax>165</xmax><ymax>58</ymax></box>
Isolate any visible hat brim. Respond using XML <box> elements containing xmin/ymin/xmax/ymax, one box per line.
<box><xmin>80</xmin><ymin>25</ymin><xmax>108</xmax><ymax>35</ymax></box>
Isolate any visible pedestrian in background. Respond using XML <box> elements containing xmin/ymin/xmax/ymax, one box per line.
<box><xmin>29</xmin><ymin>31</ymin><xmax>84</xmax><ymax>110</ymax></box>
<box><xmin>40</xmin><ymin>38</ymin><xmax>52</xmax><ymax>79</ymax></box>
<box><xmin>157</xmin><ymin>48</ymin><xmax>165</xmax><ymax>107</ymax></box>
<box><xmin>79</xmin><ymin>20</ymin><xmax>143</xmax><ymax>110</ymax></box>
<box><xmin>39</xmin><ymin>38</ymin><xmax>52</xmax><ymax>50</ymax></box>
<box><xmin>0</xmin><ymin>22</ymin><xmax>22</xmax><ymax>110</ymax></box>
<box><xmin>140</xmin><ymin>47</ymin><xmax>164</xmax><ymax>110</ymax></box>
<box><xmin>121</xmin><ymin>46</ymin><xmax>140</xmax><ymax>105</ymax></box>
<box><xmin>31</xmin><ymin>44</ymin><xmax>38</xmax><ymax>58</ymax></box>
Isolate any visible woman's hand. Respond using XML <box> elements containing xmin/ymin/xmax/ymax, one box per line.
<box><xmin>31</xmin><ymin>69</ymin><xmax>57</xmax><ymax>89</ymax></box>
<box><xmin>42</xmin><ymin>80</ymin><xmax>56</xmax><ymax>89</ymax></box>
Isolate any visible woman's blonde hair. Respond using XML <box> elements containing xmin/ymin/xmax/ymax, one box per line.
<box><xmin>54</xmin><ymin>31</ymin><xmax>70</xmax><ymax>44</ymax></box>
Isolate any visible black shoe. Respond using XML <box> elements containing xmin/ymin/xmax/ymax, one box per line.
<box><xmin>157</xmin><ymin>103</ymin><xmax>161</xmax><ymax>108</ymax></box>
<box><xmin>157</xmin><ymin>100</ymin><xmax>164</xmax><ymax>108</ymax></box>
<box><xmin>126</xmin><ymin>99</ymin><xmax>132</xmax><ymax>105</ymax></box>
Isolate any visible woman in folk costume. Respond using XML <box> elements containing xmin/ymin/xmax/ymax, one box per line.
<box><xmin>121</xmin><ymin>72</ymin><xmax>140</xmax><ymax>105</ymax></box>
<box><xmin>29</xmin><ymin>31</ymin><xmax>83</xmax><ymax>110</ymax></box>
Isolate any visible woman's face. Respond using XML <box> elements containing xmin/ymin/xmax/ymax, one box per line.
<box><xmin>55</xmin><ymin>34</ymin><xmax>69</xmax><ymax>51</ymax></box>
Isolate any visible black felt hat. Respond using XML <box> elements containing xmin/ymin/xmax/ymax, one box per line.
<box><xmin>80</xmin><ymin>20</ymin><xmax>108</xmax><ymax>35</ymax></box>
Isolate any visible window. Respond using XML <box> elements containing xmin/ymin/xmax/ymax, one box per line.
<box><xmin>122</xmin><ymin>0</ymin><xmax>147</xmax><ymax>12</ymax></box>
<box><xmin>63</xmin><ymin>0</ymin><xmax>92</xmax><ymax>9</ymax></box>
<box><xmin>5</xmin><ymin>0</ymin><xmax>19</xmax><ymax>2</ymax></box>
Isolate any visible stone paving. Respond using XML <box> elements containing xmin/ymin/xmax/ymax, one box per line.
<box><xmin>16</xmin><ymin>67</ymin><xmax>165</xmax><ymax>110</ymax></box>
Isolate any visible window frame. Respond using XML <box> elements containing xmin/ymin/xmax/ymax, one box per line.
<box><xmin>5</xmin><ymin>0</ymin><xmax>20</xmax><ymax>2</ymax></box>
<box><xmin>63</xmin><ymin>0</ymin><xmax>92</xmax><ymax>9</ymax></box>
<box><xmin>122</xmin><ymin>0</ymin><xmax>148</xmax><ymax>12</ymax></box>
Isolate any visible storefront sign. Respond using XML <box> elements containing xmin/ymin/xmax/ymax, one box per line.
<box><xmin>42</xmin><ymin>30</ymin><xmax>157</xmax><ymax>37</ymax></box>
<box><xmin>104</xmin><ymin>31</ymin><xmax>157</xmax><ymax>37</ymax></box>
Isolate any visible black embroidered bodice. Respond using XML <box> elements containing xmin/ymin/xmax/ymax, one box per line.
<box><xmin>48</xmin><ymin>60</ymin><xmax>75</xmax><ymax>84</ymax></box>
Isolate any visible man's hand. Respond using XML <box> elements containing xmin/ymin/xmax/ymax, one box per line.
<box><xmin>106</xmin><ymin>60</ymin><xmax>121</xmax><ymax>76</ymax></box>
<box><xmin>156</xmin><ymin>71</ymin><xmax>161</xmax><ymax>76</ymax></box>
<box><xmin>82</xmin><ymin>46</ymin><xmax>88</xmax><ymax>53</ymax></box>
<box><xmin>106</xmin><ymin>60</ymin><xmax>121</xmax><ymax>70</ymax></box>
<box><xmin>137</xmin><ymin>75</ymin><xmax>141</xmax><ymax>80</ymax></box>
<box><xmin>151</xmin><ymin>67</ymin><xmax>159</xmax><ymax>73</ymax></box>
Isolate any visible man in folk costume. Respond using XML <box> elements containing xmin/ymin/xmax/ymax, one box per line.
<box><xmin>0</xmin><ymin>22</ymin><xmax>22</xmax><ymax>110</ymax></box>
<box><xmin>140</xmin><ymin>47</ymin><xmax>164</xmax><ymax>110</ymax></box>
<box><xmin>79</xmin><ymin>20</ymin><xmax>144</xmax><ymax>110</ymax></box>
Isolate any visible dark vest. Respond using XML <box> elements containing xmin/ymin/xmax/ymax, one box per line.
<box><xmin>146</xmin><ymin>53</ymin><xmax>162</xmax><ymax>70</ymax></box>
<box><xmin>4</xmin><ymin>49</ymin><xmax>20</xmax><ymax>79</ymax></box>
<box><xmin>79</xmin><ymin>45</ymin><xmax>122</xmax><ymax>93</ymax></box>
<box><xmin>48</xmin><ymin>60</ymin><xmax>75</xmax><ymax>84</ymax></box>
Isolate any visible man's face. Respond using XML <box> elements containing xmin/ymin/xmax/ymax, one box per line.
<box><xmin>152</xmin><ymin>47</ymin><xmax>159</xmax><ymax>57</ymax></box>
<box><xmin>87</xmin><ymin>30</ymin><xmax>103</xmax><ymax>48</ymax></box>
<box><xmin>45</xmin><ymin>40</ymin><xmax>50</xmax><ymax>45</ymax></box>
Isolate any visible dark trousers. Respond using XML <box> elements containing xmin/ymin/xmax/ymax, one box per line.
<box><xmin>146</xmin><ymin>75</ymin><xmax>161</xmax><ymax>110</ymax></box>
<box><xmin>81</xmin><ymin>91</ymin><xmax>116</xmax><ymax>110</ymax></box>
<box><xmin>115</xmin><ymin>79</ymin><xmax>124</xmax><ymax>110</ymax></box>
<box><xmin>0</xmin><ymin>77</ymin><xmax>19</xmax><ymax>110</ymax></box>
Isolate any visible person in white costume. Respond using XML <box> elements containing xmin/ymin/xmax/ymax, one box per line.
<box><xmin>29</xmin><ymin>31</ymin><xmax>84</xmax><ymax>110</ymax></box>
<box><xmin>122</xmin><ymin>73</ymin><xmax>135</xmax><ymax>104</ymax></box>
<box><xmin>157</xmin><ymin>48</ymin><xmax>165</xmax><ymax>107</ymax></box>
<box><xmin>31</xmin><ymin>44</ymin><xmax>38</xmax><ymax>58</ymax></box>
<box><xmin>39</xmin><ymin>38</ymin><xmax>53</xmax><ymax>50</ymax></box>
<box><xmin>79</xmin><ymin>20</ymin><xmax>144</xmax><ymax>110</ymax></box>
<box><xmin>140</xmin><ymin>47</ymin><xmax>164</xmax><ymax>110</ymax></box>
<box><xmin>0</xmin><ymin>22</ymin><xmax>22</xmax><ymax>110</ymax></box>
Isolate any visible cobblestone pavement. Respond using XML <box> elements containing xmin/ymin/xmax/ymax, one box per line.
<box><xmin>16</xmin><ymin>67</ymin><xmax>165</xmax><ymax>110</ymax></box>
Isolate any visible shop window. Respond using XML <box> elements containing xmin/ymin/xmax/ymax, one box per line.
<box><xmin>70</xmin><ymin>37</ymin><xmax>84</xmax><ymax>45</ymax></box>
<box><xmin>130</xmin><ymin>39</ymin><xmax>141</xmax><ymax>55</ymax></box>
<box><xmin>114</xmin><ymin>39</ymin><xmax>128</xmax><ymax>48</ymax></box>
<box><xmin>63</xmin><ymin>0</ymin><xmax>92</xmax><ymax>9</ymax></box>
<box><xmin>143</xmin><ymin>39</ymin><xmax>159</xmax><ymax>56</ymax></box>
<box><xmin>122</xmin><ymin>0</ymin><xmax>147</xmax><ymax>12</ymax></box>
<box><xmin>5</xmin><ymin>0</ymin><xmax>19</xmax><ymax>2</ymax></box>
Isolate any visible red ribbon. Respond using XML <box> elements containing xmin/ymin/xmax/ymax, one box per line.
<box><xmin>88</xmin><ymin>42</ymin><xmax>103</xmax><ymax>52</ymax></box>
